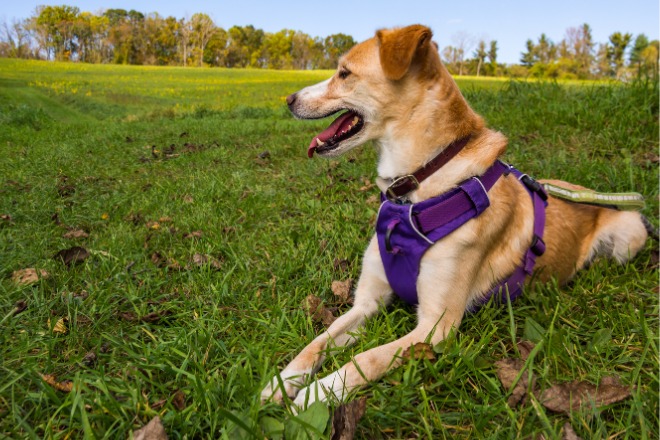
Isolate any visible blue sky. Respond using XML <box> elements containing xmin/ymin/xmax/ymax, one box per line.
<box><xmin>2</xmin><ymin>0</ymin><xmax>658</xmax><ymax>64</ymax></box>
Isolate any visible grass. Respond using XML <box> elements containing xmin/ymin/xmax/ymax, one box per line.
<box><xmin>0</xmin><ymin>58</ymin><xmax>657</xmax><ymax>439</ymax></box>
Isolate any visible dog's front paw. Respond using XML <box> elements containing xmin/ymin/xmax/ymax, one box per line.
<box><xmin>260</xmin><ymin>370</ymin><xmax>309</xmax><ymax>404</ymax></box>
<box><xmin>292</xmin><ymin>372</ymin><xmax>348</xmax><ymax>410</ymax></box>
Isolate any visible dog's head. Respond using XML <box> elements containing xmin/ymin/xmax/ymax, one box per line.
<box><xmin>287</xmin><ymin>24</ymin><xmax>455</xmax><ymax>158</ymax></box>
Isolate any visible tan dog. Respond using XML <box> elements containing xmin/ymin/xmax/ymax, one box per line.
<box><xmin>261</xmin><ymin>24</ymin><xmax>649</xmax><ymax>409</ymax></box>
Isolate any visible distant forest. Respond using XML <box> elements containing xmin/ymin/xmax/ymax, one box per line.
<box><xmin>1</xmin><ymin>5</ymin><xmax>658</xmax><ymax>80</ymax></box>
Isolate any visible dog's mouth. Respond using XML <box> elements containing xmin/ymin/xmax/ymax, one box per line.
<box><xmin>307</xmin><ymin>110</ymin><xmax>364</xmax><ymax>158</ymax></box>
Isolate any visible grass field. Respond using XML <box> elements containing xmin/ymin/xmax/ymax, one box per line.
<box><xmin>0</xmin><ymin>58</ymin><xmax>657</xmax><ymax>439</ymax></box>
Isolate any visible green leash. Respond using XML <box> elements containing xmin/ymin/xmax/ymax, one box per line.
<box><xmin>543</xmin><ymin>183</ymin><xmax>645</xmax><ymax>210</ymax></box>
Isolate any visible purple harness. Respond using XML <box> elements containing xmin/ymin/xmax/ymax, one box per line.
<box><xmin>376</xmin><ymin>160</ymin><xmax>547</xmax><ymax>309</ymax></box>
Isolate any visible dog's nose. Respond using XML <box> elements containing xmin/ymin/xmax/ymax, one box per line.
<box><xmin>286</xmin><ymin>93</ymin><xmax>297</xmax><ymax>107</ymax></box>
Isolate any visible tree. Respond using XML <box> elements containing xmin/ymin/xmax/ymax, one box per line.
<box><xmin>1</xmin><ymin>18</ymin><xmax>32</xmax><ymax>59</ymax></box>
<box><xmin>451</xmin><ymin>31</ymin><xmax>474</xmax><ymax>75</ymax></box>
<box><xmin>554</xmin><ymin>23</ymin><xmax>595</xmax><ymax>79</ymax></box>
<box><xmin>177</xmin><ymin>16</ymin><xmax>193</xmax><ymax>66</ymax></box>
<box><xmin>520</xmin><ymin>39</ymin><xmax>535</xmax><ymax>66</ymax></box>
<box><xmin>190</xmin><ymin>13</ymin><xmax>215</xmax><ymax>67</ymax></box>
<box><xmin>608</xmin><ymin>31</ymin><xmax>632</xmax><ymax>79</ymax></box>
<box><xmin>322</xmin><ymin>33</ymin><xmax>355</xmax><ymax>68</ymax></box>
<box><xmin>488</xmin><ymin>40</ymin><xmax>498</xmax><ymax>76</ymax></box>
<box><xmin>629</xmin><ymin>34</ymin><xmax>649</xmax><ymax>74</ymax></box>
<box><xmin>36</xmin><ymin>5</ymin><xmax>80</xmax><ymax>60</ymax></box>
<box><xmin>473</xmin><ymin>40</ymin><xmax>487</xmax><ymax>76</ymax></box>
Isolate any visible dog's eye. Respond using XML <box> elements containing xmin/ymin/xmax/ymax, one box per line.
<box><xmin>338</xmin><ymin>69</ymin><xmax>351</xmax><ymax>79</ymax></box>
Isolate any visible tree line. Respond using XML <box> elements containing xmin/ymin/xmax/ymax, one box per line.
<box><xmin>1</xmin><ymin>5</ymin><xmax>657</xmax><ymax>80</ymax></box>
<box><xmin>0</xmin><ymin>5</ymin><xmax>356</xmax><ymax>69</ymax></box>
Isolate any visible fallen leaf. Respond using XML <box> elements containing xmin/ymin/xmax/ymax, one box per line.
<box><xmin>12</xmin><ymin>268</ymin><xmax>49</xmax><ymax>286</ymax></box>
<box><xmin>119</xmin><ymin>311</ymin><xmax>137</xmax><ymax>321</ymax></box>
<box><xmin>63</xmin><ymin>228</ymin><xmax>89</xmax><ymax>239</ymax></box>
<box><xmin>151</xmin><ymin>398</ymin><xmax>167</xmax><ymax>410</ymax></box>
<box><xmin>183</xmin><ymin>230</ymin><xmax>203</xmax><ymax>239</ymax></box>
<box><xmin>331</xmin><ymin>279</ymin><xmax>353</xmax><ymax>304</ymax></box>
<box><xmin>82</xmin><ymin>351</ymin><xmax>97</xmax><ymax>367</ymax></box>
<box><xmin>494</xmin><ymin>358</ymin><xmax>534</xmax><ymax>407</ymax></box>
<box><xmin>190</xmin><ymin>253</ymin><xmax>222</xmax><ymax>270</ymax></box>
<box><xmin>331</xmin><ymin>397</ymin><xmax>367</xmax><ymax>440</ymax></box>
<box><xmin>54</xmin><ymin>246</ymin><xmax>89</xmax><ymax>266</ymax></box>
<box><xmin>140</xmin><ymin>310</ymin><xmax>172</xmax><ymax>323</ymax></box>
<box><xmin>49</xmin><ymin>317</ymin><xmax>68</xmax><ymax>334</ymax></box>
<box><xmin>172</xmin><ymin>390</ymin><xmax>186</xmax><ymax>410</ymax></box>
<box><xmin>41</xmin><ymin>374</ymin><xmax>73</xmax><ymax>392</ymax></box>
<box><xmin>133</xmin><ymin>416</ymin><xmax>168</xmax><ymax>440</ymax></box>
<box><xmin>101</xmin><ymin>213</ymin><xmax>109</xmax><ymax>220</ymax></box>
<box><xmin>182</xmin><ymin>195</ymin><xmax>194</xmax><ymax>204</ymax></box>
<box><xmin>303</xmin><ymin>294</ymin><xmax>336</xmax><ymax>326</ymax></box>
<box><xmin>146</xmin><ymin>221</ymin><xmax>161</xmax><ymax>230</ymax></box>
<box><xmin>539</xmin><ymin>375</ymin><xmax>632</xmax><ymax>414</ymax></box>
<box><xmin>0</xmin><ymin>214</ymin><xmax>12</xmax><ymax>223</ymax></box>
<box><xmin>151</xmin><ymin>252</ymin><xmax>181</xmax><ymax>270</ymax></box>
<box><xmin>517</xmin><ymin>340</ymin><xmax>535</xmax><ymax>361</ymax></box>
<box><xmin>158</xmin><ymin>216</ymin><xmax>172</xmax><ymax>223</ymax></box>
<box><xmin>401</xmin><ymin>342</ymin><xmax>436</xmax><ymax>361</ymax></box>
<box><xmin>562</xmin><ymin>422</ymin><xmax>582</xmax><ymax>440</ymax></box>
<box><xmin>12</xmin><ymin>299</ymin><xmax>27</xmax><ymax>316</ymax></box>
<box><xmin>333</xmin><ymin>259</ymin><xmax>350</xmax><ymax>273</ymax></box>
<box><xmin>51</xmin><ymin>212</ymin><xmax>62</xmax><ymax>225</ymax></box>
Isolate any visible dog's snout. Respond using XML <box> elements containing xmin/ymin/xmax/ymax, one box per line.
<box><xmin>286</xmin><ymin>93</ymin><xmax>297</xmax><ymax>107</ymax></box>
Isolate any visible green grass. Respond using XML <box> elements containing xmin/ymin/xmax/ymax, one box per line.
<box><xmin>0</xmin><ymin>58</ymin><xmax>657</xmax><ymax>439</ymax></box>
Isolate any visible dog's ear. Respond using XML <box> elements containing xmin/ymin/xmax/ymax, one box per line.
<box><xmin>376</xmin><ymin>25</ymin><xmax>433</xmax><ymax>80</ymax></box>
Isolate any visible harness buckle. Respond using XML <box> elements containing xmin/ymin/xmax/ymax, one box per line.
<box><xmin>386</xmin><ymin>174</ymin><xmax>420</xmax><ymax>201</ymax></box>
<box><xmin>520</xmin><ymin>175</ymin><xmax>548</xmax><ymax>201</ymax></box>
<box><xmin>530</xmin><ymin>234</ymin><xmax>546</xmax><ymax>256</ymax></box>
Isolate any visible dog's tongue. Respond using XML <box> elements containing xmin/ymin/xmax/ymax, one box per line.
<box><xmin>307</xmin><ymin>111</ymin><xmax>357</xmax><ymax>158</ymax></box>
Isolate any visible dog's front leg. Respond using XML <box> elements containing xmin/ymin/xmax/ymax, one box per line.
<box><xmin>261</xmin><ymin>236</ymin><xmax>393</xmax><ymax>403</ymax></box>
<box><xmin>292</xmin><ymin>244</ymin><xmax>475</xmax><ymax>408</ymax></box>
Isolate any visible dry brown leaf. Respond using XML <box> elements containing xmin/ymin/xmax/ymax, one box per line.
<box><xmin>63</xmin><ymin>228</ymin><xmax>89</xmax><ymax>239</ymax></box>
<box><xmin>562</xmin><ymin>422</ymin><xmax>582</xmax><ymax>440</ymax></box>
<box><xmin>158</xmin><ymin>216</ymin><xmax>173</xmax><ymax>223</ymax></box>
<box><xmin>303</xmin><ymin>294</ymin><xmax>336</xmax><ymax>326</ymax></box>
<box><xmin>133</xmin><ymin>416</ymin><xmax>168</xmax><ymax>440</ymax></box>
<box><xmin>331</xmin><ymin>279</ymin><xmax>353</xmax><ymax>304</ymax></box>
<box><xmin>54</xmin><ymin>246</ymin><xmax>89</xmax><ymax>266</ymax></box>
<box><xmin>41</xmin><ymin>374</ymin><xmax>73</xmax><ymax>393</ymax></box>
<box><xmin>172</xmin><ymin>390</ymin><xmax>186</xmax><ymax>410</ymax></box>
<box><xmin>518</xmin><ymin>340</ymin><xmax>535</xmax><ymax>361</ymax></box>
<box><xmin>333</xmin><ymin>258</ymin><xmax>350</xmax><ymax>273</ymax></box>
<box><xmin>495</xmin><ymin>358</ymin><xmax>534</xmax><ymax>407</ymax></box>
<box><xmin>119</xmin><ymin>311</ymin><xmax>137</xmax><ymax>321</ymax></box>
<box><xmin>151</xmin><ymin>398</ymin><xmax>167</xmax><ymax>410</ymax></box>
<box><xmin>82</xmin><ymin>351</ymin><xmax>97</xmax><ymax>367</ymax></box>
<box><xmin>0</xmin><ymin>214</ymin><xmax>12</xmax><ymax>223</ymax></box>
<box><xmin>401</xmin><ymin>342</ymin><xmax>436</xmax><ymax>361</ymax></box>
<box><xmin>183</xmin><ymin>230</ymin><xmax>203</xmax><ymax>239</ymax></box>
<box><xmin>190</xmin><ymin>253</ymin><xmax>222</xmax><ymax>270</ymax></box>
<box><xmin>49</xmin><ymin>317</ymin><xmax>68</xmax><ymax>334</ymax></box>
<box><xmin>539</xmin><ymin>375</ymin><xmax>632</xmax><ymax>414</ymax></box>
<box><xmin>141</xmin><ymin>310</ymin><xmax>172</xmax><ymax>323</ymax></box>
<box><xmin>12</xmin><ymin>268</ymin><xmax>49</xmax><ymax>286</ymax></box>
<box><xmin>12</xmin><ymin>299</ymin><xmax>28</xmax><ymax>316</ymax></box>
<box><xmin>331</xmin><ymin>396</ymin><xmax>367</xmax><ymax>440</ymax></box>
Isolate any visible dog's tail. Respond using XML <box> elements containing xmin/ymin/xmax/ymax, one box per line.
<box><xmin>641</xmin><ymin>215</ymin><xmax>659</xmax><ymax>242</ymax></box>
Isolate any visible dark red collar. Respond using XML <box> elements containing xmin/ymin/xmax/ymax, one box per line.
<box><xmin>385</xmin><ymin>135</ymin><xmax>471</xmax><ymax>200</ymax></box>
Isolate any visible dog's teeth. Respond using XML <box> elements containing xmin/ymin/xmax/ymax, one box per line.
<box><xmin>352</xmin><ymin>116</ymin><xmax>359</xmax><ymax>125</ymax></box>
<box><xmin>315</xmin><ymin>138</ymin><xmax>325</xmax><ymax>147</ymax></box>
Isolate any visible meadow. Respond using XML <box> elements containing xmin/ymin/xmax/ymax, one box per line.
<box><xmin>0</xmin><ymin>58</ymin><xmax>657</xmax><ymax>439</ymax></box>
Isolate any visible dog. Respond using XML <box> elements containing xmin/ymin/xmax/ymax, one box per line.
<box><xmin>260</xmin><ymin>24</ymin><xmax>650</xmax><ymax>409</ymax></box>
